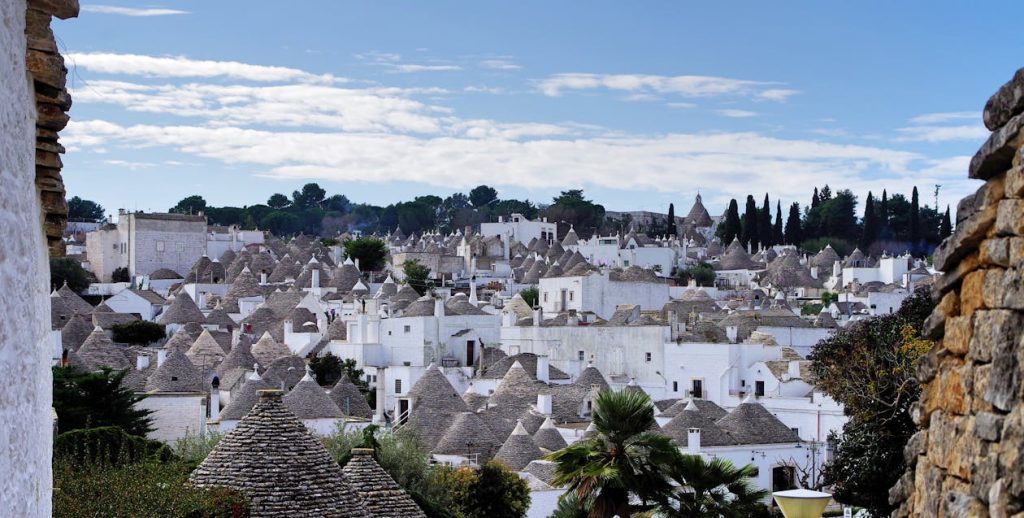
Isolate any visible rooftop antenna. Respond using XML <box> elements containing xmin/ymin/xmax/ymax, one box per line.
<box><xmin>933</xmin><ymin>184</ymin><xmax>941</xmax><ymax>210</ymax></box>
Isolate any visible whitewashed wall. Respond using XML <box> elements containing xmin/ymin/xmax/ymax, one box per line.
<box><xmin>137</xmin><ymin>394</ymin><xmax>206</xmax><ymax>443</ymax></box>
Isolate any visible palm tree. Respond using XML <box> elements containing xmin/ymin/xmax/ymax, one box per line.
<box><xmin>547</xmin><ymin>389</ymin><xmax>678</xmax><ymax>518</ymax></box>
<box><xmin>659</xmin><ymin>454</ymin><xmax>769</xmax><ymax>518</ymax></box>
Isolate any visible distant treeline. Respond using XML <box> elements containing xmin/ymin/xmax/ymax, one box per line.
<box><xmin>69</xmin><ymin>182</ymin><xmax>953</xmax><ymax>256</ymax></box>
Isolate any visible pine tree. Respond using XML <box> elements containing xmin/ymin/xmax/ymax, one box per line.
<box><xmin>741</xmin><ymin>195</ymin><xmax>759</xmax><ymax>250</ymax></box>
<box><xmin>785</xmin><ymin>202</ymin><xmax>802</xmax><ymax>245</ymax></box>
<box><xmin>718</xmin><ymin>199</ymin><xmax>742</xmax><ymax>244</ymax></box>
<box><xmin>910</xmin><ymin>187</ymin><xmax>921</xmax><ymax>253</ymax></box>
<box><xmin>819</xmin><ymin>185</ymin><xmax>833</xmax><ymax>201</ymax></box>
<box><xmin>758</xmin><ymin>194</ymin><xmax>773</xmax><ymax>247</ymax></box>
<box><xmin>773</xmin><ymin>201</ymin><xmax>784</xmax><ymax>245</ymax></box>
<box><xmin>940</xmin><ymin>205</ymin><xmax>952</xmax><ymax>239</ymax></box>
<box><xmin>861</xmin><ymin>192</ymin><xmax>878</xmax><ymax>250</ymax></box>
<box><xmin>667</xmin><ymin>203</ymin><xmax>676</xmax><ymax>237</ymax></box>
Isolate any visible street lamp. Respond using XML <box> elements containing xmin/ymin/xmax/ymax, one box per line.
<box><xmin>772</xmin><ymin>488</ymin><xmax>832</xmax><ymax>518</ymax></box>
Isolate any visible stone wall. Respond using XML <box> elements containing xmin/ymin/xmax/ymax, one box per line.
<box><xmin>26</xmin><ymin>0</ymin><xmax>77</xmax><ymax>256</ymax></box>
<box><xmin>0</xmin><ymin>0</ymin><xmax>75</xmax><ymax>515</ymax></box>
<box><xmin>892</xmin><ymin>70</ymin><xmax>1024</xmax><ymax>516</ymax></box>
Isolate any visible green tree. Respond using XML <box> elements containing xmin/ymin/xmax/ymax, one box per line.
<box><xmin>403</xmin><ymin>259</ymin><xmax>432</xmax><ymax>295</ymax></box>
<box><xmin>267</xmin><ymin>193</ymin><xmax>291</xmax><ymax>209</ymax></box>
<box><xmin>940</xmin><ymin>206</ymin><xmax>952</xmax><ymax>239</ymax></box>
<box><xmin>758</xmin><ymin>194</ymin><xmax>772</xmax><ymax>247</ymax></box>
<box><xmin>111</xmin><ymin>320</ymin><xmax>166</xmax><ymax>345</ymax></box>
<box><xmin>466</xmin><ymin>461</ymin><xmax>531</xmax><ymax>518</ymax></box>
<box><xmin>772</xmin><ymin>201</ymin><xmax>784</xmax><ymax>246</ymax></box>
<box><xmin>879</xmin><ymin>189</ymin><xmax>890</xmax><ymax>239</ymax></box>
<box><xmin>324</xmin><ymin>194</ymin><xmax>351</xmax><ymax>214</ymax></box>
<box><xmin>674</xmin><ymin>263</ymin><xmax>716</xmax><ymax>287</ymax></box>
<box><xmin>544</xmin><ymin>190</ymin><xmax>606</xmax><ymax>240</ymax></box>
<box><xmin>910</xmin><ymin>186</ymin><xmax>921</xmax><ymax>253</ymax></box>
<box><xmin>344</xmin><ymin>237</ymin><xmax>388</xmax><ymax>271</ymax></box>
<box><xmin>666</xmin><ymin>203</ymin><xmax>677</xmax><ymax>237</ymax></box>
<box><xmin>52</xmin><ymin>366</ymin><xmax>153</xmax><ymax>436</ymax></box>
<box><xmin>519</xmin><ymin>287</ymin><xmax>539</xmax><ymax>308</ymax></box>
<box><xmin>741</xmin><ymin>195</ymin><xmax>759</xmax><ymax>250</ymax></box>
<box><xmin>717</xmin><ymin>199</ymin><xmax>741</xmax><ymax>244</ymax></box>
<box><xmin>292</xmin><ymin>182</ymin><xmax>327</xmax><ymax>209</ymax></box>
<box><xmin>808</xmin><ymin>288</ymin><xmax>934</xmax><ymax>516</ymax></box>
<box><xmin>168</xmin><ymin>195</ymin><xmax>207</xmax><ymax>215</ymax></box>
<box><xmin>259</xmin><ymin>211</ymin><xmax>300</xmax><ymax>235</ymax></box>
<box><xmin>784</xmin><ymin>202</ymin><xmax>802</xmax><ymax>245</ymax></box>
<box><xmin>549</xmin><ymin>390</ymin><xmax>678</xmax><ymax>517</ymax></box>
<box><xmin>309</xmin><ymin>352</ymin><xmax>344</xmax><ymax>385</ymax></box>
<box><xmin>111</xmin><ymin>266</ymin><xmax>130</xmax><ymax>283</ymax></box>
<box><xmin>860</xmin><ymin>191</ymin><xmax>878</xmax><ymax>250</ymax></box>
<box><xmin>469</xmin><ymin>185</ymin><xmax>499</xmax><ymax>208</ymax></box>
<box><xmin>67</xmin><ymin>196</ymin><xmax>105</xmax><ymax>222</ymax></box>
<box><xmin>659</xmin><ymin>454</ymin><xmax>769</xmax><ymax>518</ymax></box>
<box><xmin>50</xmin><ymin>257</ymin><xmax>90</xmax><ymax>292</ymax></box>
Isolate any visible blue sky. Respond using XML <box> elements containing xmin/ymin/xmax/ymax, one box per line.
<box><xmin>55</xmin><ymin>1</ymin><xmax>1021</xmax><ymax>219</ymax></box>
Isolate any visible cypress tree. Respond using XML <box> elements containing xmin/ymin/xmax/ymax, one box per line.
<box><xmin>879</xmin><ymin>189</ymin><xmax>890</xmax><ymax>240</ymax></box>
<box><xmin>773</xmin><ymin>201</ymin><xmax>784</xmax><ymax>245</ymax></box>
<box><xmin>811</xmin><ymin>187</ymin><xmax>820</xmax><ymax>209</ymax></box>
<box><xmin>785</xmin><ymin>202</ymin><xmax>802</xmax><ymax>245</ymax></box>
<box><xmin>910</xmin><ymin>186</ymin><xmax>921</xmax><ymax>252</ymax></box>
<box><xmin>741</xmin><ymin>195</ymin><xmax>759</xmax><ymax>250</ymax></box>
<box><xmin>720</xmin><ymin>199</ymin><xmax>741</xmax><ymax>244</ymax></box>
<box><xmin>861</xmin><ymin>192</ymin><xmax>878</xmax><ymax>250</ymax></box>
<box><xmin>667</xmin><ymin>203</ymin><xmax>676</xmax><ymax>237</ymax></box>
<box><xmin>819</xmin><ymin>185</ymin><xmax>833</xmax><ymax>201</ymax></box>
<box><xmin>759</xmin><ymin>194</ymin><xmax>773</xmax><ymax>247</ymax></box>
<box><xmin>940</xmin><ymin>205</ymin><xmax>952</xmax><ymax>239</ymax></box>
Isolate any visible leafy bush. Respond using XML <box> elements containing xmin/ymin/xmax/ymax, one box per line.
<box><xmin>309</xmin><ymin>352</ymin><xmax>343</xmax><ymax>385</ymax></box>
<box><xmin>111</xmin><ymin>266</ymin><xmax>131</xmax><ymax>283</ymax></box>
<box><xmin>172</xmin><ymin>430</ymin><xmax>224</xmax><ymax>467</ymax></box>
<box><xmin>344</xmin><ymin>237</ymin><xmax>388</xmax><ymax>271</ymax></box>
<box><xmin>466</xmin><ymin>461</ymin><xmax>531</xmax><ymax>518</ymax></box>
<box><xmin>112</xmin><ymin>320</ymin><xmax>166</xmax><ymax>345</ymax></box>
<box><xmin>674</xmin><ymin>262</ymin><xmax>716</xmax><ymax>287</ymax></box>
<box><xmin>519</xmin><ymin>287</ymin><xmax>538</xmax><ymax>308</ymax></box>
<box><xmin>403</xmin><ymin>259</ymin><xmax>433</xmax><ymax>295</ymax></box>
<box><xmin>50</xmin><ymin>257</ymin><xmax>91</xmax><ymax>292</ymax></box>
<box><xmin>54</xmin><ymin>426</ymin><xmax>173</xmax><ymax>465</ymax></box>
<box><xmin>53</xmin><ymin>366</ymin><xmax>153</xmax><ymax>435</ymax></box>
<box><xmin>53</xmin><ymin>456</ymin><xmax>249</xmax><ymax>518</ymax></box>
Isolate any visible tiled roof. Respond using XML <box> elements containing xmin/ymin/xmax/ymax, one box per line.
<box><xmin>190</xmin><ymin>391</ymin><xmax>371</xmax><ymax>517</ymax></box>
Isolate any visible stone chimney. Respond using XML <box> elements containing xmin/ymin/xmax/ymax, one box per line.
<box><xmin>156</xmin><ymin>349</ymin><xmax>167</xmax><ymax>367</ymax></box>
<box><xmin>687</xmin><ymin>427</ymin><xmax>701</xmax><ymax>454</ymax></box>
<box><xmin>537</xmin><ymin>393</ymin><xmax>552</xmax><ymax>416</ymax></box>
<box><xmin>533</xmin><ymin>306</ymin><xmax>543</xmax><ymax>327</ymax></box>
<box><xmin>136</xmin><ymin>353</ymin><xmax>149</xmax><ymax>371</ymax></box>
<box><xmin>536</xmin><ymin>355</ymin><xmax>550</xmax><ymax>383</ymax></box>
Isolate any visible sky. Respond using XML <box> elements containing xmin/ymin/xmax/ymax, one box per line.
<box><xmin>53</xmin><ymin>1</ymin><xmax>1024</xmax><ymax>219</ymax></box>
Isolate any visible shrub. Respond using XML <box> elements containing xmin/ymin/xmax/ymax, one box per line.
<box><xmin>53</xmin><ymin>366</ymin><xmax>153</xmax><ymax>436</ymax></box>
<box><xmin>111</xmin><ymin>266</ymin><xmax>130</xmax><ymax>283</ymax></box>
<box><xmin>519</xmin><ymin>286</ymin><xmax>538</xmax><ymax>308</ymax></box>
<box><xmin>50</xmin><ymin>257</ymin><xmax>90</xmax><ymax>292</ymax></box>
<box><xmin>112</xmin><ymin>320</ymin><xmax>166</xmax><ymax>345</ymax></box>
<box><xmin>172</xmin><ymin>430</ymin><xmax>224</xmax><ymax>467</ymax></box>
<box><xmin>54</xmin><ymin>426</ymin><xmax>173</xmax><ymax>465</ymax></box>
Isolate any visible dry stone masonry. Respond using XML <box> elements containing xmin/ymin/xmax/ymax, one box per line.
<box><xmin>892</xmin><ymin>69</ymin><xmax>1024</xmax><ymax>517</ymax></box>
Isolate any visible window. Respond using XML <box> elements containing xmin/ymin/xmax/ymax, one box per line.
<box><xmin>403</xmin><ymin>325</ymin><xmax>410</xmax><ymax>333</ymax></box>
<box><xmin>155</xmin><ymin>241</ymin><xmax>165</xmax><ymax>252</ymax></box>
<box><xmin>543</xmin><ymin>292</ymin><xmax>548</xmax><ymax>302</ymax></box>
<box><xmin>755</xmin><ymin>380</ymin><xmax>765</xmax><ymax>397</ymax></box>
<box><xmin>644</xmin><ymin>352</ymin><xmax>652</xmax><ymax>363</ymax></box>
<box><xmin>394</xmin><ymin>379</ymin><xmax>402</xmax><ymax>394</ymax></box>
<box><xmin>623</xmin><ymin>260</ymin><xmax>630</xmax><ymax>266</ymax></box>
<box><xmin>578</xmin><ymin>350</ymin><xmax>585</xmax><ymax>361</ymax></box>
<box><xmin>692</xmin><ymin>379</ymin><xmax>703</xmax><ymax>399</ymax></box>
<box><xmin>672</xmin><ymin>381</ymin><xmax>679</xmax><ymax>392</ymax></box>
<box><xmin>791</xmin><ymin>427</ymin><xmax>800</xmax><ymax>436</ymax></box>
<box><xmin>112</xmin><ymin>243</ymin><xmax>118</xmax><ymax>251</ymax></box>
<box><xmin>176</xmin><ymin>242</ymin><xmax>185</xmax><ymax>252</ymax></box>
<box><xmin>569</xmin><ymin>291</ymin><xmax>574</xmax><ymax>301</ymax></box>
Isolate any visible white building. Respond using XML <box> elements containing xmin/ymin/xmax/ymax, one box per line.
<box><xmin>537</xmin><ymin>269</ymin><xmax>671</xmax><ymax>319</ymax></box>
<box><xmin>206</xmin><ymin>225</ymin><xmax>265</xmax><ymax>260</ymax></box>
<box><xmin>480</xmin><ymin>213</ymin><xmax>557</xmax><ymax>249</ymax></box>
<box><xmin>86</xmin><ymin>211</ymin><xmax>208</xmax><ymax>282</ymax></box>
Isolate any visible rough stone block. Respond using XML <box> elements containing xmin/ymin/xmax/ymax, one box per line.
<box><xmin>27</xmin><ymin>0</ymin><xmax>81</xmax><ymax>20</ymax></box>
<box><xmin>986</xmin><ymin>68</ymin><xmax>1024</xmax><ymax>130</ymax></box>
<box><xmin>971</xmin><ymin>310</ymin><xmax>1024</xmax><ymax>364</ymax></box>
<box><xmin>958</xmin><ymin>192</ymin><xmax>979</xmax><ymax>224</ymax></box>
<box><xmin>977</xmin><ymin>412</ymin><xmax>1005</xmax><ymax>441</ymax></box>
<box><xmin>998</xmin><ymin>406</ymin><xmax>1024</xmax><ymax>495</ymax></box>
<box><xmin>982</xmin><ymin>237</ymin><xmax>1013</xmax><ymax>267</ymax></box>
<box><xmin>982</xmin><ymin>268</ymin><xmax>1024</xmax><ymax>310</ymax></box>
<box><xmin>973</xmin><ymin>364</ymin><xmax>994</xmax><ymax>414</ymax></box>
<box><xmin>927</xmin><ymin>411</ymin><xmax>961</xmax><ymax>470</ymax></box>
<box><xmin>945</xmin><ymin>315</ymin><xmax>974</xmax><ymax>356</ymax></box>
<box><xmin>904</xmin><ymin>430</ymin><xmax>928</xmax><ymax>467</ymax></box>
<box><xmin>934</xmin><ymin>253</ymin><xmax>981</xmax><ymax>298</ymax></box>
<box><xmin>25</xmin><ymin>49</ymin><xmax>66</xmax><ymax>91</ymax></box>
<box><xmin>972</xmin><ymin>111</ymin><xmax>1024</xmax><ymax>180</ymax></box>
<box><xmin>971</xmin><ymin>445</ymin><xmax>1000</xmax><ymax>502</ymax></box>
<box><xmin>1008</xmin><ymin>165</ymin><xmax>1024</xmax><ymax>199</ymax></box>
<box><xmin>924</xmin><ymin>290</ymin><xmax>958</xmax><ymax>340</ymax></box>
<box><xmin>995</xmin><ymin>199</ymin><xmax>1024</xmax><ymax>236</ymax></box>
<box><xmin>935</xmin><ymin>203</ymin><xmax>997</xmax><ymax>273</ymax></box>
<box><xmin>984</xmin><ymin>332</ymin><xmax>1022</xmax><ymax>411</ymax></box>
<box><xmin>1011</xmin><ymin>237</ymin><xmax>1024</xmax><ymax>265</ymax></box>
<box><xmin>25</xmin><ymin>9</ymin><xmax>56</xmax><ymax>53</ymax></box>
<box><xmin>961</xmin><ymin>271</ymin><xmax>989</xmax><ymax>315</ymax></box>
<box><xmin>917</xmin><ymin>346</ymin><xmax>940</xmax><ymax>383</ymax></box>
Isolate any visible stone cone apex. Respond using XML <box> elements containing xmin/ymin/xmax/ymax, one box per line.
<box><xmin>533</xmin><ymin>417</ymin><xmax>568</xmax><ymax>452</ymax></box>
<box><xmin>494</xmin><ymin>420</ymin><xmax>544</xmax><ymax>471</ymax></box>
<box><xmin>190</xmin><ymin>390</ymin><xmax>371</xmax><ymax>517</ymax></box>
<box><xmin>342</xmin><ymin>449</ymin><xmax>426</xmax><ymax>517</ymax></box>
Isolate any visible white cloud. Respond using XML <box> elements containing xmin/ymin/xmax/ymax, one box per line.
<box><xmin>536</xmin><ymin>73</ymin><xmax>796</xmax><ymax>102</ymax></box>
<box><xmin>81</xmin><ymin>5</ymin><xmax>188</xmax><ymax>16</ymax></box>
<box><xmin>896</xmin><ymin>125</ymin><xmax>989</xmax><ymax>143</ymax></box>
<box><xmin>667</xmin><ymin>102</ymin><xmax>696</xmax><ymax>109</ymax></box>
<box><xmin>717</xmin><ymin>109</ymin><xmax>758</xmax><ymax>118</ymax></box>
<box><xmin>102</xmin><ymin>159</ymin><xmax>158</xmax><ymax>169</ymax></box>
<box><xmin>909</xmin><ymin>111</ymin><xmax>977</xmax><ymax>124</ymax></box>
<box><xmin>66</xmin><ymin>52</ymin><xmax>343</xmax><ymax>83</ymax></box>
<box><xmin>480</xmin><ymin>59</ymin><xmax>522</xmax><ymax>70</ymax></box>
<box><xmin>392</xmin><ymin>64</ymin><xmax>462</xmax><ymax>73</ymax></box>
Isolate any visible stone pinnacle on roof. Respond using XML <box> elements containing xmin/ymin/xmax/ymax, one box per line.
<box><xmin>342</xmin><ymin>449</ymin><xmax>426</xmax><ymax>517</ymax></box>
<box><xmin>251</xmin><ymin>331</ymin><xmax>291</xmax><ymax>368</ymax></box>
<box><xmin>158</xmin><ymin>291</ymin><xmax>206</xmax><ymax>325</ymax></box>
<box><xmin>494</xmin><ymin>420</ymin><xmax>543</xmax><ymax>471</ymax></box>
<box><xmin>533</xmin><ymin>417</ymin><xmax>568</xmax><ymax>452</ymax></box>
<box><xmin>186</xmin><ymin>329</ymin><xmax>227</xmax><ymax>368</ymax></box>
<box><xmin>190</xmin><ymin>390</ymin><xmax>371</xmax><ymax>517</ymax></box>
<box><xmin>216</xmin><ymin>335</ymin><xmax>257</xmax><ymax>377</ymax></box>
<box><xmin>433</xmin><ymin>411</ymin><xmax>502</xmax><ymax>460</ymax></box>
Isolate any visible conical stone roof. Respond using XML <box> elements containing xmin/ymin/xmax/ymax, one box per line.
<box><xmin>342</xmin><ymin>449</ymin><xmax>426</xmax><ymax>517</ymax></box>
<box><xmin>406</xmin><ymin>364</ymin><xmax>469</xmax><ymax>448</ymax></box>
<box><xmin>494</xmin><ymin>421</ymin><xmax>543</xmax><ymax>471</ymax></box>
<box><xmin>264</xmin><ymin>355</ymin><xmax>306</xmax><ymax>391</ymax></box>
<box><xmin>75</xmin><ymin>326</ymin><xmax>130</xmax><ymax>371</ymax></box>
<box><xmin>433</xmin><ymin>411</ymin><xmax>502</xmax><ymax>460</ymax></box>
<box><xmin>222</xmin><ymin>266</ymin><xmax>263</xmax><ymax>313</ymax></box>
<box><xmin>190</xmin><ymin>391</ymin><xmax>371</xmax><ymax>517</ymax></box>
<box><xmin>186</xmin><ymin>329</ymin><xmax>227</xmax><ymax>368</ymax></box>
<box><xmin>462</xmin><ymin>383</ymin><xmax>488</xmax><ymax>412</ymax></box>
<box><xmin>533</xmin><ymin>417</ymin><xmax>568</xmax><ymax>452</ymax></box>
<box><xmin>158</xmin><ymin>292</ymin><xmax>206</xmax><ymax>325</ymax></box>
<box><xmin>164</xmin><ymin>326</ymin><xmax>196</xmax><ymax>355</ymax></box>
<box><xmin>216</xmin><ymin>335</ymin><xmax>256</xmax><ymax>378</ymax></box>
<box><xmin>61</xmin><ymin>313</ymin><xmax>95</xmax><ymax>352</ymax></box>
<box><xmin>329</xmin><ymin>376</ymin><xmax>373</xmax><ymax>419</ymax></box>
<box><xmin>685</xmin><ymin>194</ymin><xmax>714</xmax><ymax>227</ymax></box>
<box><xmin>252</xmin><ymin>331</ymin><xmax>291</xmax><ymax>368</ymax></box>
<box><xmin>661</xmin><ymin>401</ymin><xmax>736</xmax><ymax>447</ymax></box>
<box><xmin>714</xmin><ymin>401</ymin><xmax>801</xmax><ymax>445</ymax></box>
<box><xmin>220</xmin><ymin>373</ymin><xmax>276</xmax><ymax>420</ymax></box>
<box><xmin>145</xmin><ymin>349</ymin><xmax>203</xmax><ymax>393</ymax></box>
<box><xmin>284</xmin><ymin>373</ymin><xmax>344</xmax><ymax>419</ymax></box>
